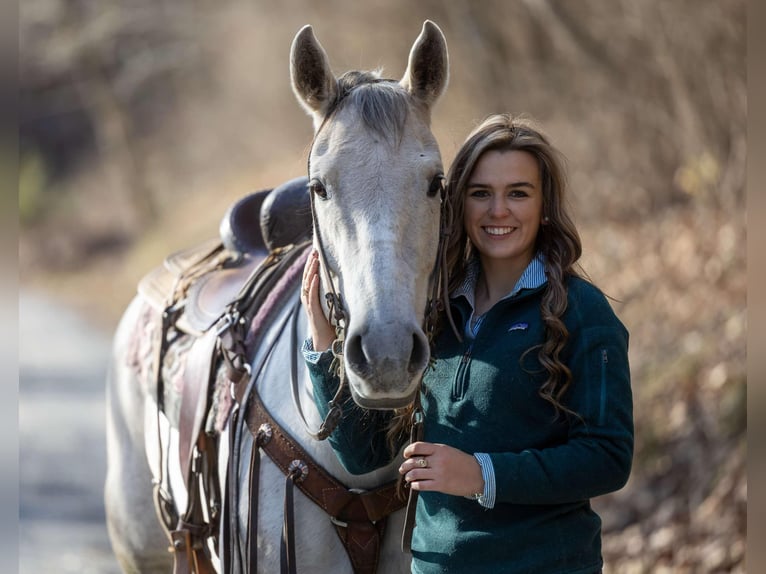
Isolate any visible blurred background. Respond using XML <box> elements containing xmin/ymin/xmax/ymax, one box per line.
<box><xmin>19</xmin><ymin>0</ymin><xmax>746</xmax><ymax>572</ymax></box>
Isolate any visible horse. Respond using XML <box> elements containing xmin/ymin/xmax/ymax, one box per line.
<box><xmin>105</xmin><ymin>20</ymin><xmax>449</xmax><ymax>574</ymax></box>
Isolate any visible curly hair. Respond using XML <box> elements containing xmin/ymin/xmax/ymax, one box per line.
<box><xmin>443</xmin><ymin>113</ymin><xmax>583</xmax><ymax>418</ymax></box>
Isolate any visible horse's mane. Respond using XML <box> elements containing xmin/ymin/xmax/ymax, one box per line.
<box><xmin>330</xmin><ymin>71</ymin><xmax>410</xmax><ymax>143</ymax></box>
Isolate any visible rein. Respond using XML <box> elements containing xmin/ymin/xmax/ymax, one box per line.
<box><xmin>399</xmin><ymin>173</ymin><xmax>459</xmax><ymax>555</ymax></box>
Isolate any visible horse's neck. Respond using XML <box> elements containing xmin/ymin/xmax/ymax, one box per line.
<box><xmin>255</xmin><ymin>295</ymin><xmax>401</xmax><ymax>490</ymax></box>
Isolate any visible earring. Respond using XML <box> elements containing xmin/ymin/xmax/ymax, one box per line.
<box><xmin>542</xmin><ymin>216</ymin><xmax>550</xmax><ymax>224</ymax></box>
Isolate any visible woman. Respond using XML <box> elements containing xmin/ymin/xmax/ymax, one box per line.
<box><xmin>301</xmin><ymin>114</ymin><xmax>633</xmax><ymax>573</ymax></box>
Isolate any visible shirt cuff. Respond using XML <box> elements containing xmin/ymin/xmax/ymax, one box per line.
<box><xmin>473</xmin><ymin>453</ymin><xmax>496</xmax><ymax>509</ymax></box>
<box><xmin>301</xmin><ymin>337</ymin><xmax>328</xmax><ymax>365</ymax></box>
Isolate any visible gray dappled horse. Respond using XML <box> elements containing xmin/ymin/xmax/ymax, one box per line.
<box><xmin>105</xmin><ymin>21</ymin><xmax>449</xmax><ymax>574</ymax></box>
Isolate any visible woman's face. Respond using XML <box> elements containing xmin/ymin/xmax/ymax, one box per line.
<box><xmin>463</xmin><ymin>149</ymin><xmax>543</xmax><ymax>270</ymax></box>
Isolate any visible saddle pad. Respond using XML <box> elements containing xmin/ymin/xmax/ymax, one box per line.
<box><xmin>137</xmin><ymin>263</ymin><xmax>177</xmax><ymax>313</ymax></box>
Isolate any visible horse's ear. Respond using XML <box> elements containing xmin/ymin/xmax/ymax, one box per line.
<box><xmin>290</xmin><ymin>25</ymin><xmax>338</xmax><ymax>128</ymax></box>
<box><xmin>400</xmin><ymin>20</ymin><xmax>449</xmax><ymax>111</ymax></box>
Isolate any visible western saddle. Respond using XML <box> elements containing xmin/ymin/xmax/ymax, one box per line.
<box><xmin>138</xmin><ymin>176</ymin><xmax>404</xmax><ymax>574</ymax></box>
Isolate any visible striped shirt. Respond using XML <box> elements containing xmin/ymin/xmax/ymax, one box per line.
<box><xmin>453</xmin><ymin>253</ymin><xmax>548</xmax><ymax>508</ymax></box>
<box><xmin>454</xmin><ymin>252</ymin><xmax>548</xmax><ymax>340</ymax></box>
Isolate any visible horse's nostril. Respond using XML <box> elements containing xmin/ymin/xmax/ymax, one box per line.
<box><xmin>345</xmin><ymin>333</ymin><xmax>367</xmax><ymax>371</ymax></box>
<box><xmin>408</xmin><ymin>332</ymin><xmax>429</xmax><ymax>375</ymax></box>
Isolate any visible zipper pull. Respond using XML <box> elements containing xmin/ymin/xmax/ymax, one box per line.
<box><xmin>602</xmin><ymin>349</ymin><xmax>608</xmax><ymax>363</ymax></box>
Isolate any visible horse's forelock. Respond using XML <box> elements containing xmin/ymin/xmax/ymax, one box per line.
<box><xmin>329</xmin><ymin>71</ymin><xmax>410</xmax><ymax>143</ymax></box>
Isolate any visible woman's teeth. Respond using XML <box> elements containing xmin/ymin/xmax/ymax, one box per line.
<box><xmin>484</xmin><ymin>226</ymin><xmax>513</xmax><ymax>235</ymax></box>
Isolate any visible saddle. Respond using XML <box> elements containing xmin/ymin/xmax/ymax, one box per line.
<box><xmin>138</xmin><ymin>175</ymin><xmax>312</xmax><ymax>333</ymax></box>
<box><xmin>140</xmin><ymin>176</ymin><xmax>312</xmax><ymax>573</ymax></box>
<box><xmin>141</xmin><ymin>175</ymin><xmax>404</xmax><ymax>574</ymax></box>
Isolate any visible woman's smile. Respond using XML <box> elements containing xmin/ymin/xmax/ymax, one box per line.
<box><xmin>483</xmin><ymin>226</ymin><xmax>515</xmax><ymax>236</ymax></box>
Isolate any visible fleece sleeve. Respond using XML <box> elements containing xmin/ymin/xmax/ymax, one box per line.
<box><xmin>489</xmin><ymin>322</ymin><xmax>634</xmax><ymax>505</ymax></box>
<box><xmin>302</xmin><ymin>339</ymin><xmax>396</xmax><ymax>474</ymax></box>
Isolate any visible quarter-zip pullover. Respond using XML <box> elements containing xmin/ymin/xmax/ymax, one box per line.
<box><xmin>305</xmin><ymin>273</ymin><xmax>632</xmax><ymax>574</ymax></box>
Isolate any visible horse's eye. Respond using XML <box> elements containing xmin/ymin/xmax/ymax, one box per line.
<box><xmin>427</xmin><ymin>174</ymin><xmax>445</xmax><ymax>198</ymax></box>
<box><xmin>309</xmin><ymin>179</ymin><xmax>328</xmax><ymax>200</ymax></box>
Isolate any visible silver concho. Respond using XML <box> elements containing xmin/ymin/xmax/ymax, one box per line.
<box><xmin>257</xmin><ymin>423</ymin><xmax>273</xmax><ymax>445</ymax></box>
<box><xmin>288</xmin><ymin>459</ymin><xmax>309</xmax><ymax>483</ymax></box>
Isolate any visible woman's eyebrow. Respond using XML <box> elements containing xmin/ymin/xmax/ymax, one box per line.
<box><xmin>467</xmin><ymin>180</ymin><xmax>536</xmax><ymax>189</ymax></box>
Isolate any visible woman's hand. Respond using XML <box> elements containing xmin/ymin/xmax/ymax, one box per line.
<box><xmin>400</xmin><ymin>441</ymin><xmax>485</xmax><ymax>498</ymax></box>
<box><xmin>301</xmin><ymin>250</ymin><xmax>336</xmax><ymax>352</ymax></box>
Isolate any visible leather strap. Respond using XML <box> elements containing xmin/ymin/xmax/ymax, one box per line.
<box><xmin>241</xmin><ymin>387</ymin><xmax>406</xmax><ymax>574</ymax></box>
<box><xmin>400</xmin><ymin>406</ymin><xmax>424</xmax><ymax>554</ymax></box>
<box><xmin>227</xmin><ymin>298</ymin><xmax>303</xmax><ymax>574</ymax></box>
<box><xmin>178</xmin><ymin>329</ymin><xmax>220</xmax><ymax>481</ymax></box>
<box><xmin>171</xmin><ymin>435</ymin><xmax>218</xmax><ymax>574</ymax></box>
<box><xmin>246</xmin><ymin>421</ymin><xmax>269</xmax><ymax>573</ymax></box>
<box><xmin>223</xmin><ymin>405</ymin><xmax>242</xmax><ymax>574</ymax></box>
<box><xmin>170</xmin><ymin>532</ymin><xmax>216</xmax><ymax>574</ymax></box>
<box><xmin>219</xmin><ymin>244</ymin><xmax>310</xmax><ymax>387</ymax></box>
<box><xmin>170</xmin><ymin>530</ymin><xmax>195</xmax><ymax>574</ymax></box>
<box><xmin>281</xmin><ymin>469</ymin><xmax>298</xmax><ymax>573</ymax></box>
<box><xmin>152</xmin><ymin>306</ymin><xmax>181</xmax><ymax>538</ymax></box>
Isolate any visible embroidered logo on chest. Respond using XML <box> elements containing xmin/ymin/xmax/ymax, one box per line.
<box><xmin>508</xmin><ymin>322</ymin><xmax>529</xmax><ymax>332</ymax></box>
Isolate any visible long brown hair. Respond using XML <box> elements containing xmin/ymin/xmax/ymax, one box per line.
<box><xmin>445</xmin><ymin>113</ymin><xmax>582</xmax><ymax>417</ymax></box>
<box><xmin>388</xmin><ymin>114</ymin><xmax>583</xmax><ymax>455</ymax></box>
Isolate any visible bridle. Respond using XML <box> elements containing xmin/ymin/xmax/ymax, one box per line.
<box><xmin>301</xmin><ymin>176</ymin><xmax>350</xmax><ymax>440</ymax></box>
<box><xmin>254</xmin><ymin>88</ymin><xmax>453</xmax><ymax>572</ymax></box>
<box><xmin>294</xmin><ymin>85</ymin><xmax>460</xmax><ymax>441</ymax></box>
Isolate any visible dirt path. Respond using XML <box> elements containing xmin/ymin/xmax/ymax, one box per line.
<box><xmin>19</xmin><ymin>291</ymin><xmax>122</xmax><ymax>574</ymax></box>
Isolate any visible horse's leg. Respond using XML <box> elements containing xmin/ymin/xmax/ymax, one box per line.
<box><xmin>104</xmin><ymin>298</ymin><xmax>173</xmax><ymax>573</ymax></box>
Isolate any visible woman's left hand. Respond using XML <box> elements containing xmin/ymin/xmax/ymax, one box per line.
<box><xmin>400</xmin><ymin>441</ymin><xmax>485</xmax><ymax>498</ymax></box>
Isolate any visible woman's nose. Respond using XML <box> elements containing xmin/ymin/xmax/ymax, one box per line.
<box><xmin>488</xmin><ymin>196</ymin><xmax>509</xmax><ymax>216</ymax></box>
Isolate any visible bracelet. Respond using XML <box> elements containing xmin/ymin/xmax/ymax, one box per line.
<box><xmin>465</xmin><ymin>492</ymin><xmax>485</xmax><ymax>505</ymax></box>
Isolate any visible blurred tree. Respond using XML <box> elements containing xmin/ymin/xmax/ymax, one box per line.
<box><xmin>19</xmin><ymin>0</ymin><xmax>214</xmax><ymax>225</ymax></box>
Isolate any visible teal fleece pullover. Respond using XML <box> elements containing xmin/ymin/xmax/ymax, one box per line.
<box><xmin>307</xmin><ymin>276</ymin><xmax>633</xmax><ymax>573</ymax></box>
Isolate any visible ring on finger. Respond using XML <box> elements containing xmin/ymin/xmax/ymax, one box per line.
<box><xmin>416</xmin><ymin>457</ymin><xmax>428</xmax><ymax>468</ymax></box>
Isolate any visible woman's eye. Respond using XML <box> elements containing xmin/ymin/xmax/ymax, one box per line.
<box><xmin>309</xmin><ymin>179</ymin><xmax>328</xmax><ymax>199</ymax></box>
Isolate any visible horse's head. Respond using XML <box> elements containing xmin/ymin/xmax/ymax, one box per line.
<box><xmin>291</xmin><ymin>21</ymin><xmax>449</xmax><ymax>410</ymax></box>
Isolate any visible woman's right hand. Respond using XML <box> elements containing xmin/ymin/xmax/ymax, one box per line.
<box><xmin>301</xmin><ymin>250</ymin><xmax>336</xmax><ymax>352</ymax></box>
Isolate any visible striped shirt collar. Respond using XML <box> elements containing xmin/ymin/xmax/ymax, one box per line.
<box><xmin>453</xmin><ymin>253</ymin><xmax>548</xmax><ymax>338</ymax></box>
